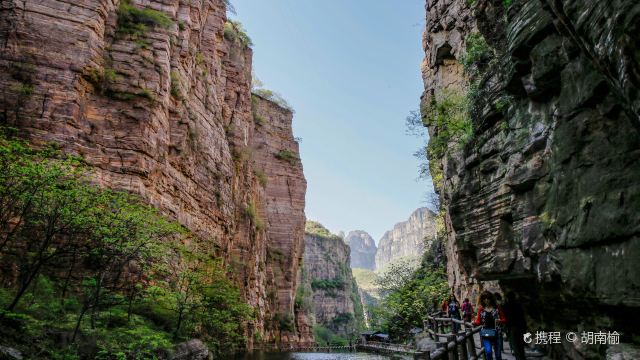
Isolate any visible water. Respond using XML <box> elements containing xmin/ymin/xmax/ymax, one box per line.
<box><xmin>234</xmin><ymin>351</ymin><xmax>412</xmax><ymax>360</ymax></box>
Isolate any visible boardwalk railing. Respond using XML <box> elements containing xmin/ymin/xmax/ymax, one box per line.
<box><xmin>358</xmin><ymin>340</ymin><xmax>416</xmax><ymax>354</ymax></box>
<box><xmin>415</xmin><ymin>312</ymin><xmax>485</xmax><ymax>360</ymax></box>
<box><xmin>254</xmin><ymin>343</ymin><xmax>355</xmax><ymax>352</ymax></box>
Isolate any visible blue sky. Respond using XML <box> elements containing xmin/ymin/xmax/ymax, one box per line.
<box><xmin>230</xmin><ymin>0</ymin><xmax>434</xmax><ymax>241</ymax></box>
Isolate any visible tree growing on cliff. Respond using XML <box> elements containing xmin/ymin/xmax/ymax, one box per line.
<box><xmin>374</xmin><ymin>252</ymin><xmax>448</xmax><ymax>341</ymax></box>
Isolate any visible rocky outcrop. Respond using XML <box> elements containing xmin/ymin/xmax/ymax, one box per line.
<box><xmin>422</xmin><ymin>0</ymin><xmax>640</xmax><ymax>358</ymax></box>
<box><xmin>0</xmin><ymin>0</ymin><xmax>307</xmax><ymax>347</ymax></box>
<box><xmin>345</xmin><ymin>230</ymin><xmax>376</xmax><ymax>270</ymax></box>
<box><xmin>375</xmin><ymin>207</ymin><xmax>437</xmax><ymax>270</ymax></box>
<box><xmin>301</xmin><ymin>222</ymin><xmax>363</xmax><ymax>339</ymax></box>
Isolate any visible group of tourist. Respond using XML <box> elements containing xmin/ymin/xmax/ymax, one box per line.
<box><xmin>440</xmin><ymin>291</ymin><xmax>527</xmax><ymax>360</ymax></box>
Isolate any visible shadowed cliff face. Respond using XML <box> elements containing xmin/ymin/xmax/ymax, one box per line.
<box><xmin>0</xmin><ymin>0</ymin><xmax>308</xmax><ymax>347</ymax></box>
<box><xmin>422</xmin><ymin>0</ymin><xmax>640</xmax><ymax>358</ymax></box>
<box><xmin>345</xmin><ymin>230</ymin><xmax>377</xmax><ymax>270</ymax></box>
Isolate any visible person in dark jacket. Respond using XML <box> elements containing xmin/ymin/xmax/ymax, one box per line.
<box><xmin>446</xmin><ymin>293</ymin><xmax>462</xmax><ymax>333</ymax></box>
<box><xmin>503</xmin><ymin>291</ymin><xmax>527</xmax><ymax>360</ymax></box>
<box><xmin>474</xmin><ymin>291</ymin><xmax>506</xmax><ymax>360</ymax></box>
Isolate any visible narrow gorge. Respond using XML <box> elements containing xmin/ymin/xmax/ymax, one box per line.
<box><xmin>0</xmin><ymin>0</ymin><xmax>639</xmax><ymax>359</ymax></box>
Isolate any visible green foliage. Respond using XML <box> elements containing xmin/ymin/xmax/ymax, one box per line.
<box><xmin>351</xmin><ymin>268</ymin><xmax>379</xmax><ymax>295</ymax></box>
<box><xmin>274</xmin><ymin>149</ymin><xmax>298</xmax><ymax>165</ymax></box>
<box><xmin>313</xmin><ymin>325</ymin><xmax>349</xmax><ymax>346</ymax></box>
<box><xmin>0</xmin><ymin>131</ymin><xmax>254</xmax><ymax>358</ymax></box>
<box><xmin>170</xmin><ymin>71</ymin><xmax>181</xmax><ymax>98</ymax></box>
<box><xmin>254</xmin><ymin>170</ymin><xmax>267</xmax><ymax>187</ymax></box>
<box><xmin>503</xmin><ymin>0</ymin><xmax>513</xmax><ymax>8</ymax></box>
<box><xmin>423</xmin><ymin>90</ymin><xmax>472</xmax><ymax>182</ymax></box>
<box><xmin>252</xmin><ymin>88</ymin><xmax>294</xmax><ymax>112</ymax></box>
<box><xmin>350</xmin><ymin>279</ymin><xmax>366</xmax><ymax>331</ymax></box>
<box><xmin>373</xmin><ymin>252</ymin><xmax>448</xmax><ymax>341</ymax></box>
<box><xmin>244</xmin><ymin>200</ymin><xmax>264</xmax><ymax>231</ymax></box>
<box><xmin>253</xmin><ymin>112</ymin><xmax>266</xmax><ymax>126</ymax></box>
<box><xmin>304</xmin><ymin>221</ymin><xmax>343</xmax><ymax>242</ymax></box>
<box><xmin>460</xmin><ymin>33</ymin><xmax>492</xmax><ymax>76</ymax></box>
<box><xmin>272</xmin><ymin>313</ymin><xmax>294</xmax><ymax>332</ymax></box>
<box><xmin>117</xmin><ymin>0</ymin><xmax>173</xmax><ymax>39</ymax></box>
<box><xmin>10</xmin><ymin>83</ymin><xmax>34</xmax><ymax>97</ymax></box>
<box><xmin>223</xmin><ymin>20</ymin><xmax>253</xmax><ymax>47</ymax></box>
<box><xmin>87</xmin><ymin>67</ymin><xmax>118</xmax><ymax>93</ymax></box>
<box><xmin>311</xmin><ymin>276</ymin><xmax>346</xmax><ymax>292</ymax></box>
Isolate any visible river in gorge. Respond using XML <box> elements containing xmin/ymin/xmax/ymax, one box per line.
<box><xmin>233</xmin><ymin>351</ymin><xmax>413</xmax><ymax>360</ymax></box>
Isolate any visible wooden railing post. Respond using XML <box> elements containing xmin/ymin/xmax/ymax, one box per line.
<box><xmin>447</xmin><ymin>334</ymin><xmax>458</xmax><ymax>360</ymax></box>
<box><xmin>457</xmin><ymin>333</ymin><xmax>468</xmax><ymax>360</ymax></box>
<box><xmin>465</xmin><ymin>328</ymin><xmax>475</xmax><ymax>360</ymax></box>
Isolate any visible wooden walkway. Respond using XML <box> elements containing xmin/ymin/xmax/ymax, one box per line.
<box><xmin>422</xmin><ymin>312</ymin><xmax>518</xmax><ymax>360</ymax></box>
<box><xmin>254</xmin><ymin>313</ymin><xmax>524</xmax><ymax>359</ymax></box>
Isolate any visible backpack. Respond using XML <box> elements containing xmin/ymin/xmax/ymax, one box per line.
<box><xmin>462</xmin><ymin>302</ymin><xmax>471</xmax><ymax>317</ymax></box>
<box><xmin>480</xmin><ymin>308</ymin><xmax>499</xmax><ymax>338</ymax></box>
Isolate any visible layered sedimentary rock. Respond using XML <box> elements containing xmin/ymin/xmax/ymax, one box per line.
<box><xmin>422</xmin><ymin>0</ymin><xmax>640</xmax><ymax>358</ymax></box>
<box><xmin>345</xmin><ymin>230</ymin><xmax>376</xmax><ymax>270</ymax></box>
<box><xmin>0</xmin><ymin>0</ymin><xmax>308</xmax><ymax>347</ymax></box>
<box><xmin>375</xmin><ymin>207</ymin><xmax>437</xmax><ymax>270</ymax></box>
<box><xmin>300</xmin><ymin>223</ymin><xmax>363</xmax><ymax>339</ymax></box>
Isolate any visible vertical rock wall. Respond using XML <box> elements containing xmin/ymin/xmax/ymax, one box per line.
<box><xmin>0</xmin><ymin>0</ymin><xmax>308</xmax><ymax>348</ymax></box>
<box><xmin>375</xmin><ymin>207</ymin><xmax>437</xmax><ymax>270</ymax></box>
<box><xmin>301</xmin><ymin>226</ymin><xmax>363</xmax><ymax>339</ymax></box>
<box><xmin>422</xmin><ymin>0</ymin><xmax>640</xmax><ymax>358</ymax></box>
<box><xmin>345</xmin><ymin>230</ymin><xmax>377</xmax><ymax>270</ymax></box>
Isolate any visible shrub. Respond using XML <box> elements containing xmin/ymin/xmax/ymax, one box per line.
<box><xmin>423</xmin><ymin>90</ymin><xmax>472</xmax><ymax>162</ymax></box>
<box><xmin>253</xmin><ymin>112</ymin><xmax>266</xmax><ymax>126</ymax></box>
<box><xmin>223</xmin><ymin>20</ymin><xmax>252</xmax><ymax>47</ymax></box>
<box><xmin>304</xmin><ymin>221</ymin><xmax>342</xmax><ymax>241</ymax></box>
<box><xmin>117</xmin><ymin>0</ymin><xmax>173</xmax><ymax>38</ymax></box>
<box><xmin>460</xmin><ymin>33</ymin><xmax>492</xmax><ymax>75</ymax></box>
<box><xmin>252</xmin><ymin>88</ymin><xmax>293</xmax><ymax>112</ymax></box>
<box><xmin>311</xmin><ymin>277</ymin><xmax>346</xmax><ymax>291</ymax></box>
<box><xmin>273</xmin><ymin>313</ymin><xmax>294</xmax><ymax>332</ymax></box>
<box><xmin>170</xmin><ymin>71</ymin><xmax>181</xmax><ymax>98</ymax></box>
<box><xmin>254</xmin><ymin>170</ymin><xmax>267</xmax><ymax>187</ymax></box>
<box><xmin>244</xmin><ymin>200</ymin><xmax>264</xmax><ymax>231</ymax></box>
<box><xmin>274</xmin><ymin>149</ymin><xmax>298</xmax><ymax>165</ymax></box>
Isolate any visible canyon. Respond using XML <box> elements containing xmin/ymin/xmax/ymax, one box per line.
<box><xmin>374</xmin><ymin>207</ymin><xmax>437</xmax><ymax>271</ymax></box>
<box><xmin>345</xmin><ymin>231</ymin><xmax>376</xmax><ymax>270</ymax></box>
<box><xmin>422</xmin><ymin>0</ymin><xmax>640</xmax><ymax>358</ymax></box>
<box><xmin>0</xmin><ymin>0</ymin><xmax>307</xmax><ymax>347</ymax></box>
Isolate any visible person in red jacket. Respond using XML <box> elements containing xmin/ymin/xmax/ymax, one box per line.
<box><xmin>474</xmin><ymin>291</ymin><xmax>506</xmax><ymax>360</ymax></box>
<box><xmin>462</xmin><ymin>298</ymin><xmax>474</xmax><ymax>323</ymax></box>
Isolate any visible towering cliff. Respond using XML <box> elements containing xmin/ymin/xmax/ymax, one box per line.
<box><xmin>0</xmin><ymin>0</ymin><xmax>308</xmax><ymax>347</ymax></box>
<box><xmin>375</xmin><ymin>207</ymin><xmax>437</xmax><ymax>270</ymax></box>
<box><xmin>422</xmin><ymin>0</ymin><xmax>640</xmax><ymax>358</ymax></box>
<box><xmin>345</xmin><ymin>230</ymin><xmax>377</xmax><ymax>270</ymax></box>
<box><xmin>300</xmin><ymin>222</ymin><xmax>364</xmax><ymax>341</ymax></box>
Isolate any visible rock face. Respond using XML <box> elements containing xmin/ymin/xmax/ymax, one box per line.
<box><xmin>345</xmin><ymin>230</ymin><xmax>376</xmax><ymax>270</ymax></box>
<box><xmin>301</xmin><ymin>223</ymin><xmax>363</xmax><ymax>339</ymax></box>
<box><xmin>375</xmin><ymin>207</ymin><xmax>437</xmax><ymax>270</ymax></box>
<box><xmin>422</xmin><ymin>0</ymin><xmax>640</xmax><ymax>358</ymax></box>
<box><xmin>0</xmin><ymin>0</ymin><xmax>308</xmax><ymax>347</ymax></box>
